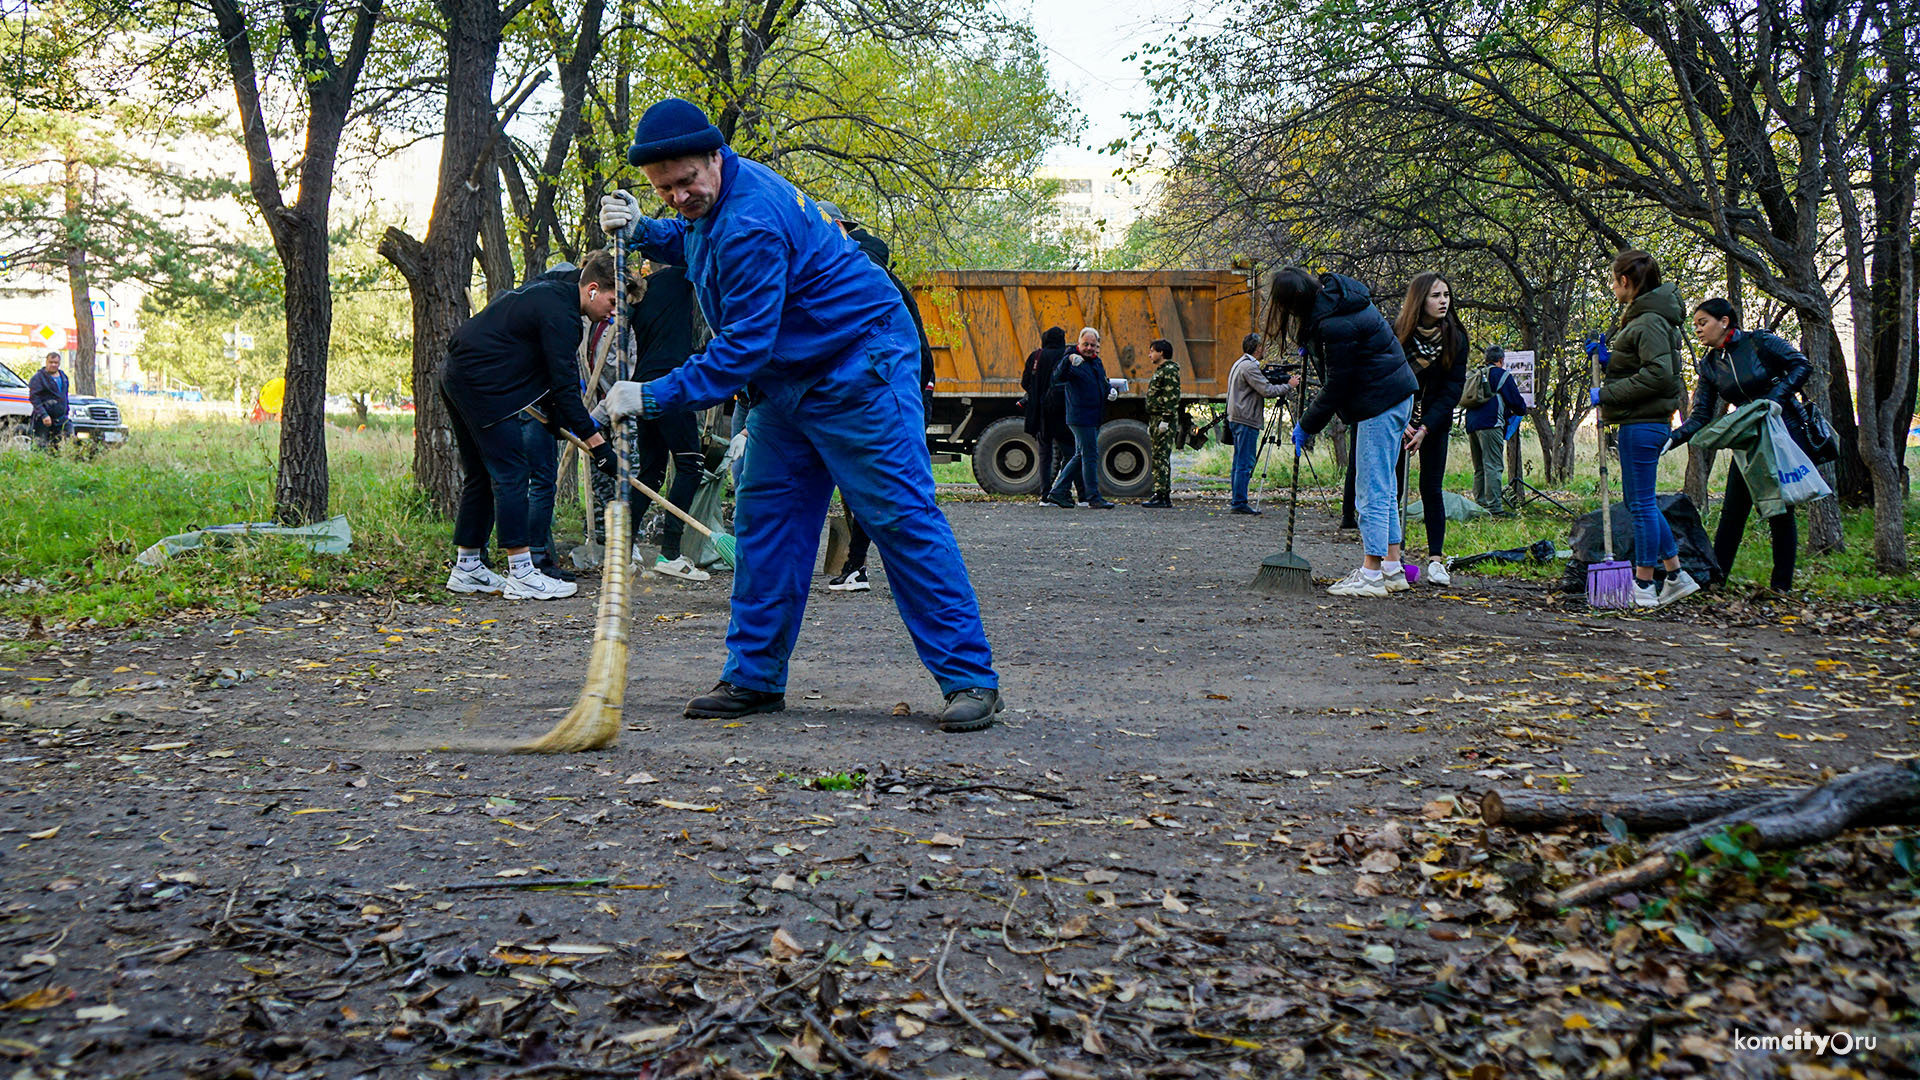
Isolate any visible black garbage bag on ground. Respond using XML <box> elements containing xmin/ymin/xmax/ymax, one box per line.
<box><xmin>1556</xmin><ymin>493</ymin><xmax>1723</xmax><ymax>593</ymax></box>
<box><xmin>1452</xmin><ymin>538</ymin><xmax>1560</xmax><ymax>571</ymax></box>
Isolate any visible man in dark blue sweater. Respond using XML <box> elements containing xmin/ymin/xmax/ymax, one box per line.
<box><xmin>1462</xmin><ymin>346</ymin><xmax>1530</xmax><ymax>513</ymax></box>
<box><xmin>28</xmin><ymin>352</ymin><xmax>69</xmax><ymax>449</ymax></box>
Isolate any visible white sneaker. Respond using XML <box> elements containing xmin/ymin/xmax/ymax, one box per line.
<box><xmin>446</xmin><ymin>564</ymin><xmax>508</xmax><ymax>595</ymax></box>
<box><xmin>1632</xmin><ymin>580</ymin><xmax>1660</xmax><ymax>609</ymax></box>
<box><xmin>1425</xmin><ymin>559</ymin><xmax>1452</xmax><ymax>587</ymax></box>
<box><xmin>1380</xmin><ymin>565</ymin><xmax>1411</xmax><ymax>592</ymax></box>
<box><xmin>503</xmin><ymin>568</ymin><xmax>578</xmax><ymax>600</ymax></box>
<box><xmin>827</xmin><ymin>567</ymin><xmax>870</xmax><ymax>592</ymax></box>
<box><xmin>653</xmin><ymin>555</ymin><xmax>711</xmax><ymax>582</ymax></box>
<box><xmin>1328</xmin><ymin>569</ymin><xmax>1390</xmax><ymax>598</ymax></box>
<box><xmin>1655</xmin><ymin>570</ymin><xmax>1700</xmax><ymax>608</ymax></box>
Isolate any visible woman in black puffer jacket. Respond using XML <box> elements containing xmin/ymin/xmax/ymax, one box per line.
<box><xmin>1667</xmin><ymin>297</ymin><xmax>1813</xmax><ymax>592</ymax></box>
<box><xmin>1392</xmin><ymin>271</ymin><xmax>1469</xmax><ymax>587</ymax></box>
<box><xmin>1275</xmin><ymin>268</ymin><xmax>1419</xmax><ymax>598</ymax></box>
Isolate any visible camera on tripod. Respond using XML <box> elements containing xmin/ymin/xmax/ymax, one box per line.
<box><xmin>1260</xmin><ymin>361</ymin><xmax>1300</xmax><ymax>385</ymax></box>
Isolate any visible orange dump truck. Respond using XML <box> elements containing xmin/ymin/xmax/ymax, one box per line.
<box><xmin>909</xmin><ymin>269</ymin><xmax>1256</xmax><ymax>497</ymax></box>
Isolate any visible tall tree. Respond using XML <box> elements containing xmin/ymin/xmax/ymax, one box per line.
<box><xmin>195</xmin><ymin>0</ymin><xmax>386</xmax><ymax>524</ymax></box>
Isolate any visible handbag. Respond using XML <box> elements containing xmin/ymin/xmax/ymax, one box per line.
<box><xmin>1787</xmin><ymin>393</ymin><xmax>1839</xmax><ymax>464</ymax></box>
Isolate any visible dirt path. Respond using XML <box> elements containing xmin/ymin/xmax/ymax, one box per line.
<box><xmin>4</xmin><ymin>494</ymin><xmax>1917</xmax><ymax>1078</ymax></box>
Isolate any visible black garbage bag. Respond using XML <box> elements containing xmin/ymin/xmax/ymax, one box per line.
<box><xmin>1556</xmin><ymin>493</ymin><xmax>1723</xmax><ymax>593</ymax></box>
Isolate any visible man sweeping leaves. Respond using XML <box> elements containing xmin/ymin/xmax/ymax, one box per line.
<box><xmin>598</xmin><ymin>98</ymin><xmax>1003</xmax><ymax>733</ymax></box>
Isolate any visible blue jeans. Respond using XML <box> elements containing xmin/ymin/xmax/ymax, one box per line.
<box><xmin>445</xmin><ymin>390</ymin><xmax>532</xmax><ymax>551</ymax></box>
<box><xmin>725</xmin><ymin>309</ymin><xmax>996</xmax><ymax>696</ymax></box>
<box><xmin>1354</xmin><ymin>397</ymin><xmax>1412</xmax><ymax>558</ymax></box>
<box><xmin>518</xmin><ymin>412</ymin><xmax>558</xmax><ymax>559</ymax></box>
<box><xmin>1616</xmin><ymin>421</ymin><xmax>1677</xmax><ymax>569</ymax></box>
<box><xmin>1048</xmin><ymin>424</ymin><xmax>1102</xmax><ymax>503</ymax></box>
<box><xmin>1229</xmin><ymin>421</ymin><xmax>1261</xmax><ymax>509</ymax></box>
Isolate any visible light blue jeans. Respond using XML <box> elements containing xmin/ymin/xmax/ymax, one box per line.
<box><xmin>1353</xmin><ymin>397</ymin><xmax>1412</xmax><ymax>559</ymax></box>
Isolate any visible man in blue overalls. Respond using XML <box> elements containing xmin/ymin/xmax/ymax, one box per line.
<box><xmin>598</xmin><ymin>98</ymin><xmax>1002</xmax><ymax>733</ymax></box>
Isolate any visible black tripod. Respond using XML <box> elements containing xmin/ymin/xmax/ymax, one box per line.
<box><xmin>1507</xmin><ymin>467</ymin><xmax>1574</xmax><ymax>515</ymax></box>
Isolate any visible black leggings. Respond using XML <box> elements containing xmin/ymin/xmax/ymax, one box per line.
<box><xmin>1717</xmin><ymin>466</ymin><xmax>1797</xmax><ymax>590</ymax></box>
<box><xmin>634</xmin><ymin>410</ymin><xmax>704</xmax><ymax>560</ymax></box>
<box><xmin>1394</xmin><ymin>423</ymin><xmax>1450</xmax><ymax>555</ymax></box>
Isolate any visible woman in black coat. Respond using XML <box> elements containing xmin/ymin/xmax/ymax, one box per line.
<box><xmin>1392</xmin><ymin>271</ymin><xmax>1469</xmax><ymax>586</ymax></box>
<box><xmin>1666</xmin><ymin>298</ymin><xmax>1813</xmax><ymax>592</ymax></box>
<box><xmin>1020</xmin><ymin>326</ymin><xmax>1075</xmax><ymax>500</ymax></box>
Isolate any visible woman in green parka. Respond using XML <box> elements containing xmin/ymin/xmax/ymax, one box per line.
<box><xmin>1589</xmin><ymin>249</ymin><xmax>1700</xmax><ymax>609</ymax></box>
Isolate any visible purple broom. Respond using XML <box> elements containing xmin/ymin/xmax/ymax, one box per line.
<box><xmin>1586</xmin><ymin>367</ymin><xmax>1635</xmax><ymax>609</ymax></box>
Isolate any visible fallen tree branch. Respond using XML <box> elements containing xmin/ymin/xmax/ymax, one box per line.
<box><xmin>804</xmin><ymin>1008</ymin><xmax>911</xmax><ymax>1080</ymax></box>
<box><xmin>937</xmin><ymin>929</ymin><xmax>1097</xmax><ymax>1080</ymax></box>
<box><xmin>923</xmin><ymin>782</ymin><xmax>1073</xmax><ymax>805</ymax></box>
<box><xmin>1555</xmin><ymin>762</ymin><xmax>1920</xmax><ymax>907</ymax></box>
<box><xmin>1482</xmin><ymin>786</ymin><xmax>1920</xmax><ymax>832</ymax></box>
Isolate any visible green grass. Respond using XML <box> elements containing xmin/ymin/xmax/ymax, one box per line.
<box><xmin>0</xmin><ymin>410</ymin><xmax>450</xmax><ymax>628</ymax></box>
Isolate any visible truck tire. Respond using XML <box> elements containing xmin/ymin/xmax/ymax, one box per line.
<box><xmin>1098</xmin><ymin>419</ymin><xmax>1154</xmax><ymax>499</ymax></box>
<box><xmin>970</xmin><ymin>417</ymin><xmax>1043</xmax><ymax>495</ymax></box>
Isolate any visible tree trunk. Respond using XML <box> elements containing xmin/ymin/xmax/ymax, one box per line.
<box><xmin>478</xmin><ymin>160</ymin><xmax>515</xmax><ymax>296</ymax></box>
<box><xmin>1481</xmin><ymin>786</ymin><xmax>1920</xmax><ymax>833</ymax></box>
<box><xmin>391</xmin><ymin>0</ymin><xmax>509</xmax><ymax>515</ymax></box>
<box><xmin>352</xmin><ymin>393</ymin><xmax>370</xmax><ymax>424</ymax></box>
<box><xmin>275</xmin><ymin>220</ymin><xmax>333</xmax><ymax>524</ymax></box>
<box><xmin>63</xmin><ymin>154</ymin><xmax>98</xmax><ymax>397</ymax></box>
<box><xmin>1798</xmin><ymin>316</ymin><xmax>1847</xmax><ymax>554</ymax></box>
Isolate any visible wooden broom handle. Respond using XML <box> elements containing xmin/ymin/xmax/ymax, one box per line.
<box><xmin>533</xmin><ymin>407</ymin><xmax>719</xmax><ymax>542</ymax></box>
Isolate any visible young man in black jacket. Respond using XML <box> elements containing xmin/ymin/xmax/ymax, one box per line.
<box><xmin>440</xmin><ymin>251</ymin><xmax>621</xmax><ymax>600</ymax></box>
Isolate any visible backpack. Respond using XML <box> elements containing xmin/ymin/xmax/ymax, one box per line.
<box><xmin>1458</xmin><ymin>364</ymin><xmax>1496</xmax><ymax>410</ymax></box>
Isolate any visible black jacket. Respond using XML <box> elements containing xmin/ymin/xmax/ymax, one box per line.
<box><xmin>631</xmin><ymin>265</ymin><xmax>696</xmax><ymax>382</ymax></box>
<box><xmin>1402</xmin><ymin>322</ymin><xmax>1468</xmax><ymax>433</ymax></box>
<box><xmin>441</xmin><ymin>268</ymin><xmax>597</xmax><ymax>439</ymax></box>
<box><xmin>1021</xmin><ymin>330</ymin><xmax>1068</xmax><ymax>437</ymax></box>
<box><xmin>1297</xmin><ymin>273</ymin><xmax>1418</xmax><ymax>434</ymax></box>
<box><xmin>844</xmin><ymin>228</ymin><xmax>933</xmax><ymax>389</ymax></box>
<box><xmin>1669</xmin><ymin>328</ymin><xmax>1812</xmax><ymax>446</ymax></box>
<box><xmin>28</xmin><ymin>368</ymin><xmax>68</xmax><ymax>423</ymax></box>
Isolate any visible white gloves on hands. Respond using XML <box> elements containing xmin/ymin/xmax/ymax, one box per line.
<box><xmin>728</xmin><ymin>432</ymin><xmax>748</xmax><ymax>460</ymax></box>
<box><xmin>599</xmin><ymin>189</ymin><xmax>640</xmax><ymax>235</ymax></box>
<box><xmin>604</xmin><ymin>379</ymin><xmax>649</xmax><ymax>420</ymax></box>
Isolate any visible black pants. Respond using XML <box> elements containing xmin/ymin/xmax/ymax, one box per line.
<box><xmin>1395</xmin><ymin>423</ymin><xmax>1451</xmax><ymax>555</ymax></box>
<box><xmin>843</xmin><ymin>509</ymin><xmax>871</xmax><ymax>572</ymax></box>
<box><xmin>32</xmin><ymin>416</ymin><xmax>67</xmax><ymax>449</ymax></box>
<box><xmin>634</xmin><ymin>410</ymin><xmax>704</xmax><ymax>560</ymax></box>
<box><xmin>1717</xmin><ymin>466</ymin><xmax>1797</xmax><ymax>591</ymax></box>
<box><xmin>446</xmin><ymin>391</ymin><xmax>532</xmax><ymax>550</ymax></box>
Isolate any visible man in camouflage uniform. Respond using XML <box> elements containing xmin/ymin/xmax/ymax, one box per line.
<box><xmin>1142</xmin><ymin>338</ymin><xmax>1181</xmax><ymax>507</ymax></box>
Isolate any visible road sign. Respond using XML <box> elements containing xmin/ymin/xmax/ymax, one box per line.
<box><xmin>236</xmin><ymin>333</ymin><xmax>255</xmax><ymax>350</ymax></box>
<box><xmin>90</xmin><ymin>299</ymin><xmax>107</xmax><ymax>317</ymax></box>
<box><xmin>1504</xmin><ymin>350</ymin><xmax>1537</xmax><ymax>407</ymax></box>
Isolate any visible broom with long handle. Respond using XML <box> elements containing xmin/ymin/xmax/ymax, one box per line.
<box><xmin>1586</xmin><ymin>358</ymin><xmax>1634</xmax><ymax>609</ymax></box>
<box><xmin>512</xmin><ymin>241</ymin><xmax>635</xmax><ymax>754</ymax></box>
<box><xmin>530</xmin><ymin>410</ymin><xmax>739</xmax><ymax>569</ymax></box>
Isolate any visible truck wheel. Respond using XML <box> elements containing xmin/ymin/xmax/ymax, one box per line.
<box><xmin>1098</xmin><ymin>419</ymin><xmax>1154</xmax><ymax>499</ymax></box>
<box><xmin>971</xmin><ymin>417</ymin><xmax>1043</xmax><ymax>495</ymax></box>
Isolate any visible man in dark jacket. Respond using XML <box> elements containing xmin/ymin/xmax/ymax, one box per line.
<box><xmin>1043</xmin><ymin>328</ymin><xmax>1116</xmax><ymax>509</ymax></box>
<box><xmin>28</xmin><ymin>351</ymin><xmax>69</xmax><ymax>449</ymax></box>
<box><xmin>624</xmin><ymin>263</ymin><xmax>712</xmax><ymax>582</ymax></box>
<box><xmin>1463</xmin><ymin>345</ymin><xmax>1530</xmax><ymax>512</ymax></box>
<box><xmin>440</xmin><ymin>252</ymin><xmax>620</xmax><ymax>601</ymax></box>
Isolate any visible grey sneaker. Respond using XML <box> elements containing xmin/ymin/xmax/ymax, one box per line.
<box><xmin>940</xmin><ymin>688</ymin><xmax>1003</xmax><ymax>733</ymax></box>
<box><xmin>447</xmin><ymin>564</ymin><xmax>508</xmax><ymax>595</ymax></box>
<box><xmin>1655</xmin><ymin>570</ymin><xmax>1700</xmax><ymax>608</ymax></box>
<box><xmin>1327</xmin><ymin>569</ymin><xmax>1389</xmax><ymax>598</ymax></box>
<box><xmin>1381</xmin><ymin>565</ymin><xmax>1411</xmax><ymax>592</ymax></box>
<box><xmin>503</xmin><ymin>568</ymin><xmax>578</xmax><ymax>601</ymax></box>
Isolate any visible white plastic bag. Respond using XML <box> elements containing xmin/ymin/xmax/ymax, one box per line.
<box><xmin>1766</xmin><ymin>408</ymin><xmax>1832</xmax><ymax>505</ymax></box>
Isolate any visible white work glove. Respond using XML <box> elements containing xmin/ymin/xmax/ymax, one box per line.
<box><xmin>599</xmin><ymin>189</ymin><xmax>640</xmax><ymax>235</ymax></box>
<box><xmin>1659</xmin><ymin>438</ymin><xmax>1674</xmax><ymax>456</ymax></box>
<box><xmin>1106</xmin><ymin>387</ymin><xmax>1118</xmax><ymax>402</ymax></box>
<box><xmin>728</xmin><ymin>432</ymin><xmax>747</xmax><ymax>460</ymax></box>
<box><xmin>1069</xmin><ymin>354</ymin><xmax>1083</xmax><ymax>367</ymax></box>
<box><xmin>1155</xmin><ymin>421</ymin><xmax>1170</xmax><ymax>435</ymax></box>
<box><xmin>604</xmin><ymin>379</ymin><xmax>650</xmax><ymax>420</ymax></box>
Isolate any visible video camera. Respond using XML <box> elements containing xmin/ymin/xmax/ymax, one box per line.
<box><xmin>1260</xmin><ymin>361</ymin><xmax>1301</xmax><ymax>385</ymax></box>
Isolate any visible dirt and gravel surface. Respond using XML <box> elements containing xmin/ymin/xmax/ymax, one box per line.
<box><xmin>4</xmin><ymin>492</ymin><xmax>1919</xmax><ymax>1079</ymax></box>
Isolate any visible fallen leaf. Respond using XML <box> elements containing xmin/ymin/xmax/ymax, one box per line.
<box><xmin>654</xmin><ymin>798</ymin><xmax>718</xmax><ymax>812</ymax></box>
<box><xmin>890</xmin><ymin>702</ymin><xmax>911</xmax><ymax>716</ymax></box>
<box><xmin>138</xmin><ymin>742</ymin><xmax>188</xmax><ymax>752</ymax></box>
<box><xmin>1361</xmin><ymin>944</ymin><xmax>1396</xmax><ymax>966</ymax></box>
<box><xmin>896</xmin><ymin>1015</ymin><xmax>926</xmax><ymax>1038</ymax></box>
<box><xmin>770</xmin><ymin>928</ymin><xmax>806</xmax><ymax>960</ymax></box>
<box><xmin>1</xmin><ymin>987</ymin><xmax>75</xmax><ymax>1011</ymax></box>
<box><xmin>1083</xmin><ymin>869</ymin><xmax>1119</xmax><ymax>885</ymax></box>
<box><xmin>1558</xmin><ymin>947</ymin><xmax>1611</xmax><ymax>974</ymax></box>
<box><xmin>1358</xmin><ymin>849</ymin><xmax>1402</xmax><ymax>874</ymax></box>
<box><xmin>927</xmin><ymin>832</ymin><xmax>964</xmax><ymax>847</ymax></box>
<box><xmin>623</xmin><ymin>772</ymin><xmax>659</xmax><ymax>785</ymax></box>
<box><xmin>1162</xmin><ymin>891</ymin><xmax>1189</xmax><ymax>913</ymax></box>
<box><xmin>771</xmin><ymin>873</ymin><xmax>798</xmax><ymax>892</ymax></box>
<box><xmin>612</xmin><ymin>1024</ymin><xmax>680</xmax><ymax>1047</ymax></box>
<box><xmin>74</xmin><ymin>1004</ymin><xmax>128</xmax><ymax>1022</ymax></box>
<box><xmin>26</xmin><ymin>826</ymin><xmax>58</xmax><ymax>841</ymax></box>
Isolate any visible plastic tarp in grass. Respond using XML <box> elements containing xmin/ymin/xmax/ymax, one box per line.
<box><xmin>136</xmin><ymin>515</ymin><xmax>352</xmax><ymax>567</ymax></box>
<box><xmin>1404</xmin><ymin>490</ymin><xmax>1491</xmax><ymax>523</ymax></box>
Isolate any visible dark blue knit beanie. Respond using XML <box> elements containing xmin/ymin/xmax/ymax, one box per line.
<box><xmin>627</xmin><ymin>98</ymin><xmax>725</xmax><ymax>166</ymax></box>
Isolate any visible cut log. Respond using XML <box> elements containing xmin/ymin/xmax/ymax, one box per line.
<box><xmin>1481</xmin><ymin>787</ymin><xmax>1920</xmax><ymax>833</ymax></box>
<box><xmin>1555</xmin><ymin>762</ymin><xmax>1920</xmax><ymax>908</ymax></box>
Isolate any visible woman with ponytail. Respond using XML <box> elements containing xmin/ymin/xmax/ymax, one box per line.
<box><xmin>1392</xmin><ymin>272</ymin><xmax>1469</xmax><ymax>586</ymax></box>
